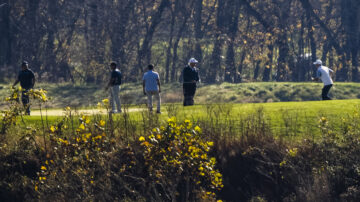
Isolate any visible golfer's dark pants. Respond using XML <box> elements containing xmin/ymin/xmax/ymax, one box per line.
<box><xmin>183</xmin><ymin>83</ymin><xmax>196</xmax><ymax>106</ymax></box>
<box><xmin>322</xmin><ymin>84</ymin><xmax>332</xmax><ymax>100</ymax></box>
<box><xmin>22</xmin><ymin>89</ymin><xmax>30</xmax><ymax>115</ymax></box>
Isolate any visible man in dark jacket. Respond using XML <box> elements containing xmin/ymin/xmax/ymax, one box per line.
<box><xmin>13</xmin><ymin>61</ymin><xmax>35</xmax><ymax>115</ymax></box>
<box><xmin>105</xmin><ymin>62</ymin><xmax>122</xmax><ymax>113</ymax></box>
<box><xmin>182</xmin><ymin>58</ymin><xmax>199</xmax><ymax>106</ymax></box>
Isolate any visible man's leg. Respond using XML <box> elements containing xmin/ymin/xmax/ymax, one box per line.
<box><xmin>110</xmin><ymin>86</ymin><xmax>118</xmax><ymax>112</ymax></box>
<box><xmin>190</xmin><ymin>84</ymin><xmax>196</xmax><ymax>105</ymax></box>
<box><xmin>22</xmin><ymin>90</ymin><xmax>30</xmax><ymax>115</ymax></box>
<box><xmin>113</xmin><ymin>85</ymin><xmax>121</xmax><ymax>112</ymax></box>
<box><xmin>147</xmin><ymin>91</ymin><xmax>153</xmax><ymax>111</ymax></box>
<box><xmin>183</xmin><ymin>84</ymin><xmax>190</xmax><ymax>106</ymax></box>
<box><xmin>155</xmin><ymin>91</ymin><xmax>161</xmax><ymax>113</ymax></box>
<box><xmin>186</xmin><ymin>84</ymin><xmax>196</xmax><ymax>106</ymax></box>
<box><xmin>322</xmin><ymin>84</ymin><xmax>332</xmax><ymax>100</ymax></box>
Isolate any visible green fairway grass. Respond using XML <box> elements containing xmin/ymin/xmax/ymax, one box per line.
<box><xmin>20</xmin><ymin>99</ymin><xmax>360</xmax><ymax>142</ymax></box>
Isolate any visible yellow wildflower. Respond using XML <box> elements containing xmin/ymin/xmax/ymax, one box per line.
<box><xmin>288</xmin><ymin>148</ymin><xmax>298</xmax><ymax>157</ymax></box>
<box><xmin>39</xmin><ymin>176</ymin><xmax>46</xmax><ymax>181</ymax></box>
<box><xmin>79</xmin><ymin>124</ymin><xmax>85</xmax><ymax>130</ymax></box>
<box><xmin>50</xmin><ymin>126</ymin><xmax>56</xmax><ymax>133</ymax></box>
<box><xmin>139</xmin><ymin>136</ymin><xmax>145</xmax><ymax>141</ymax></box>
<box><xmin>41</xmin><ymin>166</ymin><xmax>47</xmax><ymax>170</ymax></box>
<box><xmin>102</xmin><ymin>98</ymin><xmax>109</xmax><ymax>105</ymax></box>
<box><xmin>141</xmin><ymin>141</ymin><xmax>150</xmax><ymax>147</ymax></box>
<box><xmin>194</xmin><ymin>126</ymin><xmax>202</xmax><ymax>133</ymax></box>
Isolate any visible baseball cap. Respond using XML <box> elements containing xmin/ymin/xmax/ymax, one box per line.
<box><xmin>313</xmin><ymin>59</ymin><xmax>322</xmax><ymax>65</ymax></box>
<box><xmin>188</xmin><ymin>58</ymin><xmax>198</xmax><ymax>64</ymax></box>
<box><xmin>110</xmin><ymin>61</ymin><xmax>117</xmax><ymax>67</ymax></box>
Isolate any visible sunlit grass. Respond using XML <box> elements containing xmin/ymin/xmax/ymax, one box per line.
<box><xmin>20</xmin><ymin>99</ymin><xmax>360</xmax><ymax>142</ymax></box>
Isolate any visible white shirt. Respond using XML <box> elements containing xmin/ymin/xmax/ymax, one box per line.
<box><xmin>143</xmin><ymin>70</ymin><xmax>159</xmax><ymax>92</ymax></box>
<box><xmin>316</xmin><ymin>66</ymin><xmax>333</xmax><ymax>86</ymax></box>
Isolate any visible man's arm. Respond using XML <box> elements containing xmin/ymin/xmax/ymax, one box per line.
<box><xmin>105</xmin><ymin>74</ymin><xmax>115</xmax><ymax>90</ymax></box>
<box><xmin>13</xmin><ymin>79</ymin><xmax>19</xmax><ymax>87</ymax></box>
<box><xmin>195</xmin><ymin>70</ymin><xmax>200</xmax><ymax>82</ymax></box>
<box><xmin>31</xmin><ymin>72</ymin><xmax>35</xmax><ymax>88</ymax></box>
<box><xmin>183</xmin><ymin>67</ymin><xmax>191</xmax><ymax>83</ymax></box>
<box><xmin>142</xmin><ymin>80</ymin><xmax>146</xmax><ymax>95</ymax></box>
<box><xmin>13</xmin><ymin>73</ymin><xmax>20</xmax><ymax>87</ymax></box>
<box><xmin>312</xmin><ymin>69</ymin><xmax>321</xmax><ymax>81</ymax></box>
<box><xmin>157</xmin><ymin>79</ymin><xmax>161</xmax><ymax>93</ymax></box>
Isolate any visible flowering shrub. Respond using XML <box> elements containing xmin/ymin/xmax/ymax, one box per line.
<box><xmin>1</xmin><ymin>87</ymin><xmax>48</xmax><ymax>134</ymax></box>
<box><xmin>35</xmin><ymin>112</ymin><xmax>115</xmax><ymax>200</ymax></box>
<box><xmin>1</xmin><ymin>88</ymin><xmax>22</xmax><ymax>134</ymax></box>
<box><xmin>139</xmin><ymin>117</ymin><xmax>223</xmax><ymax>201</ymax></box>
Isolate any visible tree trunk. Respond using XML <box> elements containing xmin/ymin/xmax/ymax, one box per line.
<box><xmin>0</xmin><ymin>0</ymin><xmax>11</xmax><ymax>66</ymax></box>
<box><xmin>235</xmin><ymin>50</ymin><xmax>246</xmax><ymax>83</ymax></box>
<box><xmin>165</xmin><ymin>1</ymin><xmax>178</xmax><ymax>83</ymax></box>
<box><xmin>263</xmin><ymin>45</ymin><xmax>273</xmax><ymax>81</ymax></box>
<box><xmin>111</xmin><ymin>0</ymin><xmax>134</xmax><ymax>72</ymax></box>
<box><xmin>275</xmin><ymin>1</ymin><xmax>291</xmax><ymax>82</ymax></box>
<box><xmin>170</xmin><ymin>0</ymin><xmax>192</xmax><ymax>82</ymax></box>
<box><xmin>194</xmin><ymin>0</ymin><xmax>203</xmax><ymax>70</ymax></box>
<box><xmin>137</xmin><ymin>0</ymin><xmax>170</xmax><ymax>77</ymax></box>
<box><xmin>224</xmin><ymin>1</ymin><xmax>240</xmax><ymax>83</ymax></box>
<box><xmin>207</xmin><ymin>0</ymin><xmax>225</xmax><ymax>83</ymax></box>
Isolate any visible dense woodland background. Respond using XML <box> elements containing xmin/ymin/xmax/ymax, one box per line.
<box><xmin>0</xmin><ymin>0</ymin><xmax>359</xmax><ymax>84</ymax></box>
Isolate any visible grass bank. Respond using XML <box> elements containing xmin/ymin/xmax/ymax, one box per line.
<box><xmin>1</xmin><ymin>82</ymin><xmax>360</xmax><ymax>108</ymax></box>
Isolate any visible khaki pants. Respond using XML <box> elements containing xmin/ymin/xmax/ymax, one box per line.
<box><xmin>110</xmin><ymin>85</ymin><xmax>121</xmax><ymax>112</ymax></box>
<box><xmin>146</xmin><ymin>90</ymin><xmax>161</xmax><ymax>112</ymax></box>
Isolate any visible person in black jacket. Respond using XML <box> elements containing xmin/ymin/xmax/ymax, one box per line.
<box><xmin>182</xmin><ymin>58</ymin><xmax>199</xmax><ymax>106</ymax></box>
<box><xmin>13</xmin><ymin>61</ymin><xmax>35</xmax><ymax>115</ymax></box>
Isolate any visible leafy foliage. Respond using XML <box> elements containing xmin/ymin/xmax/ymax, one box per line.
<box><xmin>139</xmin><ymin>117</ymin><xmax>223</xmax><ymax>201</ymax></box>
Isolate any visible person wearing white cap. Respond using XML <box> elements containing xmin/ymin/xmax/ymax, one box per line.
<box><xmin>312</xmin><ymin>59</ymin><xmax>334</xmax><ymax>100</ymax></box>
<box><xmin>182</xmin><ymin>58</ymin><xmax>200</xmax><ymax>106</ymax></box>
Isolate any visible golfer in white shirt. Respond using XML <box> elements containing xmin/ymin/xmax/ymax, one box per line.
<box><xmin>143</xmin><ymin>64</ymin><xmax>161</xmax><ymax>113</ymax></box>
<box><xmin>312</xmin><ymin>59</ymin><xmax>334</xmax><ymax>100</ymax></box>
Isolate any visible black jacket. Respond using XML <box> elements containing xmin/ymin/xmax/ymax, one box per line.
<box><xmin>182</xmin><ymin>65</ymin><xmax>199</xmax><ymax>83</ymax></box>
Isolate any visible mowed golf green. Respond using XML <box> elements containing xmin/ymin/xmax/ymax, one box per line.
<box><xmin>22</xmin><ymin>99</ymin><xmax>360</xmax><ymax>141</ymax></box>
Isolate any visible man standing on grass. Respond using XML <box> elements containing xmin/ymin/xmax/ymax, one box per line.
<box><xmin>143</xmin><ymin>64</ymin><xmax>161</xmax><ymax>113</ymax></box>
<box><xmin>312</xmin><ymin>59</ymin><xmax>334</xmax><ymax>100</ymax></box>
<box><xmin>105</xmin><ymin>62</ymin><xmax>122</xmax><ymax>113</ymax></box>
<box><xmin>13</xmin><ymin>61</ymin><xmax>35</xmax><ymax>115</ymax></box>
<box><xmin>182</xmin><ymin>58</ymin><xmax>199</xmax><ymax>106</ymax></box>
